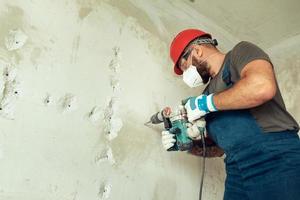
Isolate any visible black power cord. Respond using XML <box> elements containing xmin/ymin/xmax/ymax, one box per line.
<box><xmin>199</xmin><ymin>131</ymin><xmax>206</xmax><ymax>200</ymax></box>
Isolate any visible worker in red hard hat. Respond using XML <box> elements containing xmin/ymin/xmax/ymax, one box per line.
<box><xmin>162</xmin><ymin>28</ymin><xmax>300</xmax><ymax>200</ymax></box>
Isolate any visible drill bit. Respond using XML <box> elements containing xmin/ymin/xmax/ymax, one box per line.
<box><xmin>144</xmin><ymin>120</ymin><xmax>152</xmax><ymax>126</ymax></box>
<box><xmin>146</xmin><ymin>107</ymin><xmax>171</xmax><ymax>125</ymax></box>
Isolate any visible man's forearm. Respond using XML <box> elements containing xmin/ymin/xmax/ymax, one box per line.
<box><xmin>189</xmin><ymin>139</ymin><xmax>224</xmax><ymax>157</ymax></box>
<box><xmin>213</xmin><ymin>75</ymin><xmax>276</xmax><ymax>110</ymax></box>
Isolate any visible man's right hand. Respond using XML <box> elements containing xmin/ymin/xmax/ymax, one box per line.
<box><xmin>185</xmin><ymin>94</ymin><xmax>217</xmax><ymax>122</ymax></box>
<box><xmin>161</xmin><ymin>131</ymin><xmax>176</xmax><ymax>150</ymax></box>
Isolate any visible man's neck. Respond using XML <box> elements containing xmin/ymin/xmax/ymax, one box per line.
<box><xmin>208</xmin><ymin>52</ymin><xmax>226</xmax><ymax>77</ymax></box>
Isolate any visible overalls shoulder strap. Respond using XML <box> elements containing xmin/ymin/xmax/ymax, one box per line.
<box><xmin>203</xmin><ymin>55</ymin><xmax>233</xmax><ymax>96</ymax></box>
<box><xmin>221</xmin><ymin>56</ymin><xmax>233</xmax><ymax>87</ymax></box>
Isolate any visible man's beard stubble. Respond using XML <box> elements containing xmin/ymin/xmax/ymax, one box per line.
<box><xmin>192</xmin><ymin>57</ymin><xmax>211</xmax><ymax>84</ymax></box>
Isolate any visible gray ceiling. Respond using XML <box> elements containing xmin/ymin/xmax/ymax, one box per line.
<box><xmin>108</xmin><ymin>0</ymin><xmax>300</xmax><ymax>50</ymax></box>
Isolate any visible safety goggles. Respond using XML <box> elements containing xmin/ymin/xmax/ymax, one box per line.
<box><xmin>177</xmin><ymin>47</ymin><xmax>193</xmax><ymax>70</ymax></box>
<box><xmin>178</xmin><ymin>38</ymin><xmax>218</xmax><ymax>69</ymax></box>
<box><xmin>181</xmin><ymin>47</ymin><xmax>193</xmax><ymax>61</ymax></box>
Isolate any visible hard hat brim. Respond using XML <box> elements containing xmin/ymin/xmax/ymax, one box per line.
<box><xmin>174</xmin><ymin>64</ymin><xmax>183</xmax><ymax>75</ymax></box>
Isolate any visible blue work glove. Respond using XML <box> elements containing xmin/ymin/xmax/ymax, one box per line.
<box><xmin>184</xmin><ymin>94</ymin><xmax>217</xmax><ymax>122</ymax></box>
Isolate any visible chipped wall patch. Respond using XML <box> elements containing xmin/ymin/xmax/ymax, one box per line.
<box><xmin>3</xmin><ymin>65</ymin><xmax>17</xmax><ymax>82</ymax></box>
<box><xmin>109</xmin><ymin>47</ymin><xmax>122</xmax><ymax>95</ymax></box>
<box><xmin>94</xmin><ymin>146</ymin><xmax>115</xmax><ymax>165</ymax></box>
<box><xmin>0</xmin><ymin>64</ymin><xmax>21</xmax><ymax>120</ymax></box>
<box><xmin>60</xmin><ymin>93</ymin><xmax>78</xmax><ymax>113</ymax></box>
<box><xmin>2</xmin><ymin>79</ymin><xmax>21</xmax><ymax>100</ymax></box>
<box><xmin>110</xmin><ymin>76</ymin><xmax>120</xmax><ymax>92</ymax></box>
<box><xmin>5</xmin><ymin>29</ymin><xmax>28</xmax><ymax>51</ymax></box>
<box><xmin>103</xmin><ymin>97</ymin><xmax>123</xmax><ymax>141</ymax></box>
<box><xmin>98</xmin><ymin>182</ymin><xmax>112</xmax><ymax>200</ymax></box>
<box><xmin>88</xmin><ymin>106</ymin><xmax>102</xmax><ymax>123</ymax></box>
<box><xmin>0</xmin><ymin>97</ymin><xmax>16</xmax><ymax>120</ymax></box>
<box><xmin>44</xmin><ymin>93</ymin><xmax>53</xmax><ymax>106</ymax></box>
<box><xmin>105</xmin><ymin>117</ymin><xmax>123</xmax><ymax>141</ymax></box>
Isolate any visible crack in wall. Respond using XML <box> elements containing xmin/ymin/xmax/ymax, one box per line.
<box><xmin>103</xmin><ymin>47</ymin><xmax>123</xmax><ymax>141</ymax></box>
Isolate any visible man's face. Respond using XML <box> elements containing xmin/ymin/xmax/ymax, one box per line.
<box><xmin>178</xmin><ymin>46</ymin><xmax>211</xmax><ymax>84</ymax></box>
<box><xmin>192</xmin><ymin>55</ymin><xmax>211</xmax><ymax>84</ymax></box>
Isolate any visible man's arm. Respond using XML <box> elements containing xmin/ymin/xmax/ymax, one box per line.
<box><xmin>188</xmin><ymin>137</ymin><xmax>224</xmax><ymax>157</ymax></box>
<box><xmin>213</xmin><ymin>59</ymin><xmax>277</xmax><ymax>110</ymax></box>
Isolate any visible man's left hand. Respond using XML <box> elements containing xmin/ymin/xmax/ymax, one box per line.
<box><xmin>186</xmin><ymin>119</ymin><xmax>206</xmax><ymax>140</ymax></box>
<box><xmin>185</xmin><ymin>94</ymin><xmax>217</xmax><ymax>122</ymax></box>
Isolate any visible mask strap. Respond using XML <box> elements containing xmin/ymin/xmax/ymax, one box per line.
<box><xmin>198</xmin><ymin>52</ymin><xmax>219</xmax><ymax>65</ymax></box>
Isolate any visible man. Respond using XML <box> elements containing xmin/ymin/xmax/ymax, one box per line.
<box><xmin>162</xmin><ymin>29</ymin><xmax>300</xmax><ymax>200</ymax></box>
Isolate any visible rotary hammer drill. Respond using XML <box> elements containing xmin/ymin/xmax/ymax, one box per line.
<box><xmin>145</xmin><ymin>99</ymin><xmax>200</xmax><ymax>151</ymax></box>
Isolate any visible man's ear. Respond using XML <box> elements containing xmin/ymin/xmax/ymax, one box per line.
<box><xmin>193</xmin><ymin>45</ymin><xmax>203</xmax><ymax>58</ymax></box>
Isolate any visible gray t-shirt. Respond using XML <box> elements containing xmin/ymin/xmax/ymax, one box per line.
<box><xmin>203</xmin><ymin>41</ymin><xmax>299</xmax><ymax>133</ymax></box>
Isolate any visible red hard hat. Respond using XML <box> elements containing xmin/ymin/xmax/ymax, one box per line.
<box><xmin>170</xmin><ymin>29</ymin><xmax>211</xmax><ymax>75</ymax></box>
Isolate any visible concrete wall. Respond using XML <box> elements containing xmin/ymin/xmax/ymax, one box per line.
<box><xmin>0</xmin><ymin>1</ymin><xmax>225</xmax><ymax>200</ymax></box>
<box><xmin>0</xmin><ymin>0</ymin><xmax>298</xmax><ymax>200</ymax></box>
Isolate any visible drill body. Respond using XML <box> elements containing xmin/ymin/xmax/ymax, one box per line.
<box><xmin>168</xmin><ymin>116</ymin><xmax>193</xmax><ymax>151</ymax></box>
<box><xmin>147</xmin><ymin>105</ymin><xmax>193</xmax><ymax>151</ymax></box>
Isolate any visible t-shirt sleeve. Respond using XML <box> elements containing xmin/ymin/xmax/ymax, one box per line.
<box><xmin>230</xmin><ymin>41</ymin><xmax>272</xmax><ymax>82</ymax></box>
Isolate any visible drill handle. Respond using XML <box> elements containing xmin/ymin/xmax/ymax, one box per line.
<box><xmin>163</xmin><ymin>116</ymin><xmax>172</xmax><ymax>130</ymax></box>
<box><xmin>181</xmin><ymin>97</ymin><xmax>191</xmax><ymax>106</ymax></box>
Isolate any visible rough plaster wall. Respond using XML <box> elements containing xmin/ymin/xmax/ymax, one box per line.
<box><xmin>0</xmin><ymin>1</ymin><xmax>226</xmax><ymax>200</ymax></box>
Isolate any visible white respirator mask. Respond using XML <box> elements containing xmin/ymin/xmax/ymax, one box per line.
<box><xmin>182</xmin><ymin>65</ymin><xmax>203</xmax><ymax>88</ymax></box>
<box><xmin>182</xmin><ymin>51</ymin><xmax>219</xmax><ymax>88</ymax></box>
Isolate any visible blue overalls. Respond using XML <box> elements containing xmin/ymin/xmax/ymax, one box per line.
<box><xmin>204</xmin><ymin>60</ymin><xmax>300</xmax><ymax>199</ymax></box>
